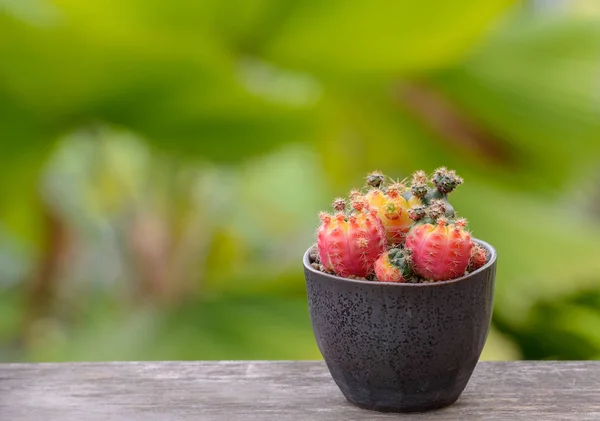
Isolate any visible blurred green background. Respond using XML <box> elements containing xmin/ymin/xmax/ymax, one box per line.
<box><xmin>1</xmin><ymin>0</ymin><xmax>600</xmax><ymax>362</ymax></box>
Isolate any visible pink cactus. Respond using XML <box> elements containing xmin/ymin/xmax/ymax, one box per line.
<box><xmin>468</xmin><ymin>243</ymin><xmax>487</xmax><ymax>271</ymax></box>
<box><xmin>317</xmin><ymin>198</ymin><xmax>386</xmax><ymax>278</ymax></box>
<box><xmin>405</xmin><ymin>217</ymin><xmax>472</xmax><ymax>281</ymax></box>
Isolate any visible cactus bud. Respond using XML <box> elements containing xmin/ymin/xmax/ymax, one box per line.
<box><xmin>411</xmin><ymin>183</ymin><xmax>428</xmax><ymax>198</ymax></box>
<box><xmin>387</xmin><ymin>183</ymin><xmax>406</xmax><ymax>198</ymax></box>
<box><xmin>351</xmin><ymin>195</ymin><xmax>368</xmax><ymax>212</ymax></box>
<box><xmin>455</xmin><ymin>218</ymin><xmax>467</xmax><ymax>229</ymax></box>
<box><xmin>319</xmin><ymin>212</ymin><xmax>332</xmax><ymax>224</ymax></box>
<box><xmin>468</xmin><ymin>243</ymin><xmax>487</xmax><ymax>271</ymax></box>
<box><xmin>366</xmin><ymin>171</ymin><xmax>385</xmax><ymax>188</ymax></box>
<box><xmin>432</xmin><ymin>167</ymin><xmax>463</xmax><ymax>194</ymax></box>
<box><xmin>332</xmin><ymin>198</ymin><xmax>346</xmax><ymax>212</ymax></box>
<box><xmin>412</xmin><ymin>170</ymin><xmax>428</xmax><ymax>184</ymax></box>
<box><xmin>428</xmin><ymin>199</ymin><xmax>447</xmax><ymax>220</ymax></box>
<box><xmin>408</xmin><ymin>205</ymin><xmax>426</xmax><ymax>221</ymax></box>
<box><xmin>411</xmin><ymin>170</ymin><xmax>429</xmax><ymax>198</ymax></box>
<box><xmin>349</xmin><ymin>189</ymin><xmax>361</xmax><ymax>200</ymax></box>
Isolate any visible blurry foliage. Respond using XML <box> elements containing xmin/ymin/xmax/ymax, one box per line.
<box><xmin>1</xmin><ymin>0</ymin><xmax>600</xmax><ymax>362</ymax></box>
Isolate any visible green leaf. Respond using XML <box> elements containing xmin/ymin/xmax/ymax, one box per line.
<box><xmin>431</xmin><ymin>14</ymin><xmax>600</xmax><ymax>189</ymax></box>
<box><xmin>0</xmin><ymin>4</ymin><xmax>318</xmax><ymax>164</ymax></box>
<box><xmin>261</xmin><ymin>0</ymin><xmax>516</xmax><ymax>76</ymax></box>
<box><xmin>0</xmin><ymin>92</ymin><xmax>56</xmax><ymax>242</ymax></box>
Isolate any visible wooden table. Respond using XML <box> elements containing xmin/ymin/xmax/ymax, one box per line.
<box><xmin>1</xmin><ymin>361</ymin><xmax>598</xmax><ymax>420</ymax></box>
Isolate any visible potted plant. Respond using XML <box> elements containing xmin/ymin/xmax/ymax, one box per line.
<box><xmin>303</xmin><ymin>168</ymin><xmax>496</xmax><ymax>413</ymax></box>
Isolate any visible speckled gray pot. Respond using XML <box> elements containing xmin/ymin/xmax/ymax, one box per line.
<box><xmin>303</xmin><ymin>239</ymin><xmax>496</xmax><ymax>413</ymax></box>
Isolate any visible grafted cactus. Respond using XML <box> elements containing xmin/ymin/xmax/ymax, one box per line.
<box><xmin>313</xmin><ymin>168</ymin><xmax>486</xmax><ymax>282</ymax></box>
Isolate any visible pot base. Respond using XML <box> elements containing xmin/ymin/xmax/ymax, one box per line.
<box><xmin>347</xmin><ymin>394</ymin><xmax>460</xmax><ymax>413</ymax></box>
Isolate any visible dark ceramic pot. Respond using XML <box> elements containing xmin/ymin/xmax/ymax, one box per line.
<box><xmin>303</xmin><ymin>239</ymin><xmax>496</xmax><ymax>413</ymax></box>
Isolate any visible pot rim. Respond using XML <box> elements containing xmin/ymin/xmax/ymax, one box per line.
<box><xmin>303</xmin><ymin>238</ymin><xmax>496</xmax><ymax>287</ymax></box>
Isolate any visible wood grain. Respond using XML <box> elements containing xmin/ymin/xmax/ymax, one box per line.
<box><xmin>0</xmin><ymin>361</ymin><xmax>599</xmax><ymax>420</ymax></box>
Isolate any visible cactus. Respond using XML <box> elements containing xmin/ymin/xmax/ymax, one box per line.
<box><xmin>317</xmin><ymin>197</ymin><xmax>386</xmax><ymax>278</ymax></box>
<box><xmin>403</xmin><ymin>170</ymin><xmax>428</xmax><ymax>203</ymax></box>
<box><xmin>374</xmin><ymin>248</ymin><xmax>413</xmax><ymax>283</ymax></box>
<box><xmin>313</xmin><ymin>167</ymin><xmax>483</xmax><ymax>283</ymax></box>
<box><xmin>405</xmin><ymin>215</ymin><xmax>473</xmax><ymax>281</ymax></box>
<box><xmin>364</xmin><ymin>175</ymin><xmax>421</xmax><ymax>245</ymax></box>
<box><xmin>422</xmin><ymin>167</ymin><xmax>463</xmax><ymax>218</ymax></box>
<box><xmin>468</xmin><ymin>243</ymin><xmax>487</xmax><ymax>272</ymax></box>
